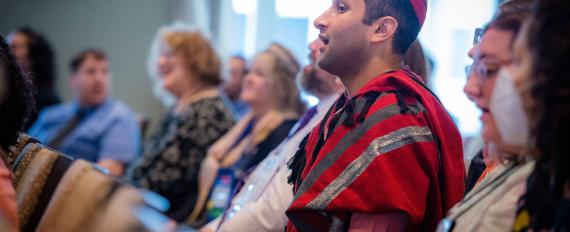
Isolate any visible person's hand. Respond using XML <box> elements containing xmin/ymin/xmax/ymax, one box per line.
<box><xmin>97</xmin><ymin>159</ymin><xmax>124</xmax><ymax>176</ymax></box>
<box><xmin>162</xmin><ymin>220</ymin><xmax>177</xmax><ymax>232</ymax></box>
<box><xmin>199</xmin><ymin>228</ymin><xmax>214</xmax><ymax>232</ymax></box>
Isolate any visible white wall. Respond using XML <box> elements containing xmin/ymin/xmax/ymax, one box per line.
<box><xmin>0</xmin><ymin>0</ymin><xmax>172</xmax><ymax>135</ymax></box>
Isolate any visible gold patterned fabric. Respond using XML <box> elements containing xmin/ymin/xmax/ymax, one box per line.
<box><xmin>5</xmin><ymin>133</ymin><xmax>36</xmax><ymax>168</ymax></box>
<box><xmin>15</xmin><ymin>148</ymin><xmax>58</xmax><ymax>229</ymax></box>
<box><xmin>36</xmin><ymin>159</ymin><xmax>114</xmax><ymax>232</ymax></box>
<box><xmin>12</xmin><ymin>143</ymin><xmax>42</xmax><ymax>188</ymax></box>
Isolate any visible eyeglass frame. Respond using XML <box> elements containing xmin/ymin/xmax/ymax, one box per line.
<box><xmin>465</xmin><ymin>58</ymin><xmax>512</xmax><ymax>81</ymax></box>
<box><xmin>473</xmin><ymin>28</ymin><xmax>484</xmax><ymax>45</ymax></box>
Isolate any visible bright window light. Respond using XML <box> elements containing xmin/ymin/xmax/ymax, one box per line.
<box><xmin>275</xmin><ymin>0</ymin><xmax>325</xmax><ymax>18</ymax></box>
<box><xmin>232</xmin><ymin>0</ymin><xmax>257</xmax><ymax>15</ymax></box>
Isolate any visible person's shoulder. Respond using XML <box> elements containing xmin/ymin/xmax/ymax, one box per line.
<box><xmin>38</xmin><ymin>103</ymin><xmax>73</xmax><ymax>121</ymax></box>
<box><xmin>507</xmin><ymin>161</ymin><xmax>536</xmax><ymax>184</ymax></box>
<box><xmin>106</xmin><ymin>100</ymin><xmax>137</xmax><ymax>118</ymax></box>
<box><xmin>195</xmin><ymin>96</ymin><xmax>234</xmax><ymax>118</ymax></box>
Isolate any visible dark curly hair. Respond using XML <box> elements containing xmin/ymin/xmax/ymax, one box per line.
<box><xmin>15</xmin><ymin>27</ymin><xmax>58</xmax><ymax>94</ymax></box>
<box><xmin>0</xmin><ymin>35</ymin><xmax>35</xmax><ymax>151</ymax></box>
<box><xmin>14</xmin><ymin>27</ymin><xmax>61</xmax><ymax>129</ymax></box>
<box><xmin>522</xmin><ymin>0</ymin><xmax>570</xmax><ymax>229</ymax></box>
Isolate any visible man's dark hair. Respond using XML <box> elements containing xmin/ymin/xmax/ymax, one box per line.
<box><xmin>0</xmin><ymin>35</ymin><xmax>35</xmax><ymax>150</ymax></box>
<box><xmin>363</xmin><ymin>0</ymin><xmax>421</xmax><ymax>55</ymax></box>
<box><xmin>70</xmin><ymin>48</ymin><xmax>107</xmax><ymax>73</ymax></box>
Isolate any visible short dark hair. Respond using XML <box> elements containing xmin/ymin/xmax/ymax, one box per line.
<box><xmin>363</xmin><ymin>0</ymin><xmax>421</xmax><ymax>55</ymax></box>
<box><xmin>70</xmin><ymin>49</ymin><xmax>107</xmax><ymax>73</ymax></box>
<box><xmin>0</xmin><ymin>35</ymin><xmax>35</xmax><ymax>150</ymax></box>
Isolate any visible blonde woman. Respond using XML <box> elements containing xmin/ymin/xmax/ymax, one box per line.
<box><xmin>127</xmin><ymin>27</ymin><xmax>234</xmax><ymax>222</ymax></box>
<box><xmin>189</xmin><ymin>43</ymin><xmax>305</xmax><ymax>225</ymax></box>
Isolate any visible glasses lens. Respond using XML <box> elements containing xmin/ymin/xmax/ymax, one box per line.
<box><xmin>474</xmin><ymin>62</ymin><xmax>488</xmax><ymax>79</ymax></box>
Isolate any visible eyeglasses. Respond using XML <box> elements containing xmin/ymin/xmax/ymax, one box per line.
<box><xmin>465</xmin><ymin>59</ymin><xmax>512</xmax><ymax>80</ymax></box>
<box><xmin>473</xmin><ymin>28</ymin><xmax>483</xmax><ymax>45</ymax></box>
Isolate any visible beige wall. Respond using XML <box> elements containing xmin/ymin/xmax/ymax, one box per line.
<box><xmin>0</xmin><ymin>0</ymin><xmax>173</xmax><ymax>136</ymax></box>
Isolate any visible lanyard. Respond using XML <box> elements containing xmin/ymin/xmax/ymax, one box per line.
<box><xmin>437</xmin><ymin>164</ymin><xmax>519</xmax><ymax>232</ymax></box>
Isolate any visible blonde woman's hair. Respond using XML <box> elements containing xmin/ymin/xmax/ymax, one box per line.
<box><xmin>262</xmin><ymin>43</ymin><xmax>306</xmax><ymax>116</ymax></box>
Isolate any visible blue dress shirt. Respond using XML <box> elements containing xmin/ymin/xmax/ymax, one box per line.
<box><xmin>28</xmin><ymin>99</ymin><xmax>141</xmax><ymax>163</ymax></box>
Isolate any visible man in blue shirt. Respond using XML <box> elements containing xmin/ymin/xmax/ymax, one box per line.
<box><xmin>222</xmin><ymin>55</ymin><xmax>249</xmax><ymax>120</ymax></box>
<box><xmin>29</xmin><ymin>49</ymin><xmax>141</xmax><ymax>176</ymax></box>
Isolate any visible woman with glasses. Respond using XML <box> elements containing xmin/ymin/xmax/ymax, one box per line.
<box><xmin>438</xmin><ymin>6</ymin><xmax>535</xmax><ymax>232</ymax></box>
<box><xmin>462</xmin><ymin>0</ymin><xmax>532</xmax><ymax>193</ymax></box>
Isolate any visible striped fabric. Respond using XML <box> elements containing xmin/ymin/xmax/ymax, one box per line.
<box><xmin>286</xmin><ymin>70</ymin><xmax>465</xmax><ymax>232</ymax></box>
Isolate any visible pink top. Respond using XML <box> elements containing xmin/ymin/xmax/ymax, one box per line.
<box><xmin>349</xmin><ymin>213</ymin><xmax>408</xmax><ymax>232</ymax></box>
<box><xmin>0</xmin><ymin>158</ymin><xmax>18</xmax><ymax>231</ymax></box>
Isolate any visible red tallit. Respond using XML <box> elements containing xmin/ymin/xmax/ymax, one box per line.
<box><xmin>286</xmin><ymin>69</ymin><xmax>465</xmax><ymax>231</ymax></box>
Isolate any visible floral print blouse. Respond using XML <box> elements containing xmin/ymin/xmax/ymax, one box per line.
<box><xmin>127</xmin><ymin>96</ymin><xmax>234</xmax><ymax>221</ymax></box>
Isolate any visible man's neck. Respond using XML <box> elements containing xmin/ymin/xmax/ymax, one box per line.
<box><xmin>78</xmin><ymin>98</ymin><xmax>106</xmax><ymax>110</ymax></box>
<box><xmin>343</xmin><ymin>56</ymin><xmax>402</xmax><ymax>96</ymax></box>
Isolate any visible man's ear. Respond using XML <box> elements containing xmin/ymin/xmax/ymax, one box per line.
<box><xmin>369</xmin><ymin>16</ymin><xmax>398</xmax><ymax>44</ymax></box>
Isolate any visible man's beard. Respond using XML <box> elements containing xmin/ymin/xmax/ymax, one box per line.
<box><xmin>317</xmin><ymin>39</ymin><xmax>366</xmax><ymax>79</ymax></box>
<box><xmin>300</xmin><ymin>67</ymin><xmax>321</xmax><ymax>95</ymax></box>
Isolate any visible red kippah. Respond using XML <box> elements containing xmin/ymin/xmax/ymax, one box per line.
<box><xmin>409</xmin><ymin>0</ymin><xmax>428</xmax><ymax>27</ymax></box>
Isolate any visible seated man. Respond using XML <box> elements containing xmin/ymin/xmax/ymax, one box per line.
<box><xmin>222</xmin><ymin>55</ymin><xmax>249</xmax><ymax>120</ymax></box>
<box><xmin>286</xmin><ymin>0</ymin><xmax>465</xmax><ymax>231</ymax></box>
<box><xmin>29</xmin><ymin>49</ymin><xmax>140</xmax><ymax>176</ymax></box>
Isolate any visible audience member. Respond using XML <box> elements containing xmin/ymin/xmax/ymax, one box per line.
<box><xmin>286</xmin><ymin>0</ymin><xmax>465</xmax><ymax>231</ymax></box>
<box><xmin>126</xmin><ymin>28</ymin><xmax>235</xmax><ymax>223</ymax></box>
<box><xmin>0</xmin><ymin>35</ymin><xmax>35</xmax><ymax>232</ymax></box>
<box><xmin>28</xmin><ymin>49</ymin><xmax>141</xmax><ymax>176</ymax></box>
<box><xmin>8</xmin><ymin>27</ymin><xmax>61</xmax><ymax>129</ymax></box>
<box><xmin>513</xmin><ymin>0</ymin><xmax>570</xmax><ymax>230</ymax></box>
<box><xmin>202</xmin><ymin>39</ymin><xmax>344</xmax><ymax>232</ymax></box>
<box><xmin>223</xmin><ymin>55</ymin><xmax>249</xmax><ymax>119</ymax></box>
<box><xmin>403</xmin><ymin>39</ymin><xmax>430</xmax><ymax>84</ymax></box>
<box><xmin>462</xmin><ymin>0</ymin><xmax>532</xmax><ymax>193</ymax></box>
<box><xmin>191</xmin><ymin>43</ymin><xmax>305</xmax><ymax>226</ymax></box>
<box><xmin>438</xmin><ymin>8</ymin><xmax>534</xmax><ymax>232</ymax></box>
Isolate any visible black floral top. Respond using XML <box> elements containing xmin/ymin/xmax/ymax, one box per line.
<box><xmin>127</xmin><ymin>96</ymin><xmax>234</xmax><ymax>222</ymax></box>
